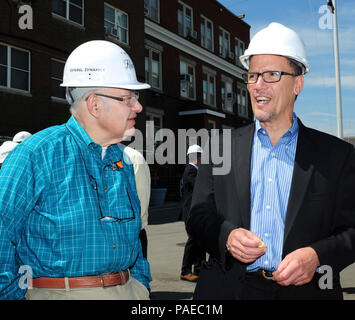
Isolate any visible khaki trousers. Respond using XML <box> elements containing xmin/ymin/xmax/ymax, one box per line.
<box><xmin>25</xmin><ymin>276</ymin><xmax>149</xmax><ymax>300</ymax></box>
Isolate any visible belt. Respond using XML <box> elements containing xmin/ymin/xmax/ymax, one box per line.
<box><xmin>247</xmin><ymin>269</ymin><xmax>275</xmax><ymax>281</ymax></box>
<box><xmin>32</xmin><ymin>270</ymin><xmax>129</xmax><ymax>289</ymax></box>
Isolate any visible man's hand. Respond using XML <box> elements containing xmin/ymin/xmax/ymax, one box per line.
<box><xmin>227</xmin><ymin>228</ymin><xmax>267</xmax><ymax>263</ymax></box>
<box><xmin>272</xmin><ymin>247</ymin><xmax>320</xmax><ymax>286</ymax></box>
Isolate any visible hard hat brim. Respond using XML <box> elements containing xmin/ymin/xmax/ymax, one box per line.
<box><xmin>60</xmin><ymin>82</ymin><xmax>151</xmax><ymax>90</ymax></box>
<box><xmin>239</xmin><ymin>53</ymin><xmax>310</xmax><ymax>75</ymax></box>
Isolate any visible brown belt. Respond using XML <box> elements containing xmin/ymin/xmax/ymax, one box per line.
<box><xmin>32</xmin><ymin>270</ymin><xmax>129</xmax><ymax>289</ymax></box>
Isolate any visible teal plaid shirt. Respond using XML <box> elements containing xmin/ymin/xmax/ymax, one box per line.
<box><xmin>0</xmin><ymin>116</ymin><xmax>151</xmax><ymax>299</ymax></box>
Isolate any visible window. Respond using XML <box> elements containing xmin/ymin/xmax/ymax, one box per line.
<box><xmin>144</xmin><ymin>0</ymin><xmax>159</xmax><ymax>23</ymax></box>
<box><xmin>202</xmin><ymin>70</ymin><xmax>216</xmax><ymax>107</ymax></box>
<box><xmin>147</xmin><ymin>112</ymin><xmax>163</xmax><ymax>134</ymax></box>
<box><xmin>180</xmin><ymin>60</ymin><xmax>195</xmax><ymax>100</ymax></box>
<box><xmin>51</xmin><ymin>59</ymin><xmax>66</xmax><ymax>99</ymax></box>
<box><xmin>0</xmin><ymin>43</ymin><xmax>30</xmax><ymax>92</ymax></box>
<box><xmin>104</xmin><ymin>4</ymin><xmax>129</xmax><ymax>45</ymax></box>
<box><xmin>52</xmin><ymin>0</ymin><xmax>84</xmax><ymax>25</ymax></box>
<box><xmin>178</xmin><ymin>1</ymin><xmax>193</xmax><ymax>37</ymax></box>
<box><xmin>145</xmin><ymin>46</ymin><xmax>162</xmax><ymax>90</ymax></box>
<box><xmin>221</xmin><ymin>78</ymin><xmax>234</xmax><ymax>112</ymax></box>
<box><xmin>208</xmin><ymin>120</ymin><xmax>217</xmax><ymax>136</ymax></box>
<box><xmin>208</xmin><ymin>120</ymin><xmax>216</xmax><ymax>130</ymax></box>
<box><xmin>146</xmin><ymin>110</ymin><xmax>163</xmax><ymax>149</ymax></box>
<box><xmin>219</xmin><ymin>27</ymin><xmax>230</xmax><ymax>58</ymax></box>
<box><xmin>235</xmin><ymin>37</ymin><xmax>245</xmax><ymax>66</ymax></box>
<box><xmin>237</xmin><ymin>86</ymin><xmax>248</xmax><ymax>118</ymax></box>
<box><xmin>200</xmin><ymin>16</ymin><xmax>213</xmax><ymax>51</ymax></box>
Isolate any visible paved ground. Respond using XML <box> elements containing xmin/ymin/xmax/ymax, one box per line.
<box><xmin>146</xmin><ymin>203</ymin><xmax>355</xmax><ymax>300</ymax></box>
<box><xmin>147</xmin><ymin>221</ymin><xmax>196</xmax><ymax>300</ymax></box>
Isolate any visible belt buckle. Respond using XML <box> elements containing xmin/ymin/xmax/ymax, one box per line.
<box><xmin>261</xmin><ymin>269</ymin><xmax>274</xmax><ymax>280</ymax></box>
<box><xmin>99</xmin><ymin>273</ymin><xmax>117</xmax><ymax>289</ymax></box>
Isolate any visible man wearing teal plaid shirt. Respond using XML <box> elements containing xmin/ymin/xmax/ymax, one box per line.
<box><xmin>0</xmin><ymin>40</ymin><xmax>152</xmax><ymax>300</ymax></box>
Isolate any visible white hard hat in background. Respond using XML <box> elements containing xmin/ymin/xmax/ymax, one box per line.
<box><xmin>239</xmin><ymin>22</ymin><xmax>309</xmax><ymax>75</ymax></box>
<box><xmin>187</xmin><ymin>144</ymin><xmax>203</xmax><ymax>155</ymax></box>
<box><xmin>61</xmin><ymin>40</ymin><xmax>150</xmax><ymax>90</ymax></box>
<box><xmin>12</xmin><ymin>131</ymin><xmax>32</xmax><ymax>143</ymax></box>
<box><xmin>0</xmin><ymin>141</ymin><xmax>18</xmax><ymax>164</ymax></box>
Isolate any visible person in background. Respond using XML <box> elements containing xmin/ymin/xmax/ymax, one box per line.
<box><xmin>0</xmin><ymin>141</ymin><xmax>18</xmax><ymax>169</ymax></box>
<box><xmin>0</xmin><ymin>40</ymin><xmax>151</xmax><ymax>300</ymax></box>
<box><xmin>180</xmin><ymin>144</ymin><xmax>206</xmax><ymax>282</ymax></box>
<box><xmin>187</xmin><ymin>22</ymin><xmax>355</xmax><ymax>300</ymax></box>
<box><xmin>0</xmin><ymin>131</ymin><xmax>32</xmax><ymax>169</ymax></box>
<box><xmin>119</xmin><ymin>144</ymin><xmax>151</xmax><ymax>259</ymax></box>
<box><xmin>12</xmin><ymin>131</ymin><xmax>32</xmax><ymax>144</ymax></box>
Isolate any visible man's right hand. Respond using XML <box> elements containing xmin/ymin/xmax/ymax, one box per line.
<box><xmin>227</xmin><ymin>228</ymin><xmax>267</xmax><ymax>263</ymax></box>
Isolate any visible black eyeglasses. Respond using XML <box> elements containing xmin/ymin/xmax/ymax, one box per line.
<box><xmin>87</xmin><ymin>92</ymin><xmax>140</xmax><ymax>107</ymax></box>
<box><xmin>243</xmin><ymin>71</ymin><xmax>298</xmax><ymax>84</ymax></box>
<box><xmin>88</xmin><ymin>174</ymin><xmax>135</xmax><ymax>223</ymax></box>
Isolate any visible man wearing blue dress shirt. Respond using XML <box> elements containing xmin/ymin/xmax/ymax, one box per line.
<box><xmin>0</xmin><ymin>40</ymin><xmax>151</xmax><ymax>300</ymax></box>
<box><xmin>187</xmin><ymin>23</ymin><xmax>355</xmax><ymax>299</ymax></box>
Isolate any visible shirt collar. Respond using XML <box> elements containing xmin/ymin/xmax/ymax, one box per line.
<box><xmin>66</xmin><ymin>115</ymin><xmax>94</xmax><ymax>147</ymax></box>
<box><xmin>65</xmin><ymin>115</ymin><xmax>123</xmax><ymax>163</ymax></box>
<box><xmin>255</xmin><ymin>112</ymin><xmax>299</xmax><ymax>147</ymax></box>
<box><xmin>189</xmin><ymin>162</ymin><xmax>199</xmax><ymax>170</ymax></box>
<box><xmin>287</xmin><ymin>112</ymin><xmax>299</xmax><ymax>137</ymax></box>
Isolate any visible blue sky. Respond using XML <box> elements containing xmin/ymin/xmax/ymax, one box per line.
<box><xmin>219</xmin><ymin>0</ymin><xmax>355</xmax><ymax>138</ymax></box>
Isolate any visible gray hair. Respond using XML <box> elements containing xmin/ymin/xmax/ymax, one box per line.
<box><xmin>67</xmin><ymin>87</ymin><xmax>102</xmax><ymax>113</ymax></box>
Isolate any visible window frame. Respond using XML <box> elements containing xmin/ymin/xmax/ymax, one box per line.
<box><xmin>235</xmin><ymin>37</ymin><xmax>245</xmax><ymax>67</ymax></box>
<box><xmin>52</xmin><ymin>0</ymin><xmax>84</xmax><ymax>26</ymax></box>
<box><xmin>208</xmin><ymin>119</ymin><xmax>216</xmax><ymax>130</ymax></box>
<box><xmin>50</xmin><ymin>58</ymin><xmax>66</xmax><ymax>100</ymax></box>
<box><xmin>145</xmin><ymin>45</ymin><xmax>162</xmax><ymax>91</ymax></box>
<box><xmin>202</xmin><ymin>69</ymin><xmax>216</xmax><ymax>107</ymax></box>
<box><xmin>221</xmin><ymin>78</ymin><xmax>234</xmax><ymax>113</ymax></box>
<box><xmin>146</xmin><ymin>111</ymin><xmax>163</xmax><ymax>133</ymax></box>
<box><xmin>237</xmin><ymin>85</ymin><xmax>249</xmax><ymax>118</ymax></box>
<box><xmin>179</xmin><ymin>59</ymin><xmax>196</xmax><ymax>100</ymax></box>
<box><xmin>0</xmin><ymin>42</ymin><xmax>31</xmax><ymax>93</ymax></box>
<box><xmin>218</xmin><ymin>27</ymin><xmax>230</xmax><ymax>58</ymax></box>
<box><xmin>104</xmin><ymin>3</ymin><xmax>129</xmax><ymax>45</ymax></box>
<box><xmin>200</xmin><ymin>15</ymin><xmax>214</xmax><ymax>52</ymax></box>
<box><xmin>178</xmin><ymin>1</ymin><xmax>194</xmax><ymax>37</ymax></box>
<box><xmin>144</xmin><ymin>0</ymin><xmax>160</xmax><ymax>23</ymax></box>
<box><xmin>146</xmin><ymin>109</ymin><xmax>164</xmax><ymax>150</ymax></box>
<box><xmin>207</xmin><ymin>119</ymin><xmax>217</xmax><ymax>136</ymax></box>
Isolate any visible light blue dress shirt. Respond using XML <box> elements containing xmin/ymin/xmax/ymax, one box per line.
<box><xmin>247</xmin><ymin>113</ymin><xmax>299</xmax><ymax>272</ymax></box>
<box><xmin>0</xmin><ymin>116</ymin><xmax>151</xmax><ymax>299</ymax></box>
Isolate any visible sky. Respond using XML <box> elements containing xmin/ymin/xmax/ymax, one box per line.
<box><xmin>218</xmin><ymin>0</ymin><xmax>355</xmax><ymax>138</ymax></box>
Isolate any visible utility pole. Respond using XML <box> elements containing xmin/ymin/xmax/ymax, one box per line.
<box><xmin>328</xmin><ymin>0</ymin><xmax>343</xmax><ymax>139</ymax></box>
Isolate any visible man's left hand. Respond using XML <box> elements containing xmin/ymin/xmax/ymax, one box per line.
<box><xmin>272</xmin><ymin>247</ymin><xmax>320</xmax><ymax>286</ymax></box>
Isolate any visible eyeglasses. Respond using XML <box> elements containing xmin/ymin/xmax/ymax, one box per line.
<box><xmin>88</xmin><ymin>174</ymin><xmax>135</xmax><ymax>223</ymax></box>
<box><xmin>87</xmin><ymin>92</ymin><xmax>140</xmax><ymax>107</ymax></box>
<box><xmin>65</xmin><ymin>124</ymin><xmax>135</xmax><ymax>223</ymax></box>
<box><xmin>243</xmin><ymin>71</ymin><xmax>298</xmax><ymax>84</ymax></box>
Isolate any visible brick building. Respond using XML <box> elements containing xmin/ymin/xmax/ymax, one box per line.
<box><xmin>143</xmin><ymin>0</ymin><xmax>252</xmax><ymax>198</ymax></box>
<box><xmin>0</xmin><ymin>0</ymin><xmax>252</xmax><ymax>200</ymax></box>
<box><xmin>0</xmin><ymin>0</ymin><xmax>146</xmax><ymax>135</ymax></box>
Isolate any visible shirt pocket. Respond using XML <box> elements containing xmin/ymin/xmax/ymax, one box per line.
<box><xmin>107</xmin><ymin>186</ymin><xmax>139</xmax><ymax>222</ymax></box>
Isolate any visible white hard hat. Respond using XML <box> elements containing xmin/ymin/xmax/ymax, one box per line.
<box><xmin>61</xmin><ymin>40</ymin><xmax>150</xmax><ymax>90</ymax></box>
<box><xmin>187</xmin><ymin>144</ymin><xmax>203</xmax><ymax>155</ymax></box>
<box><xmin>240</xmin><ymin>22</ymin><xmax>309</xmax><ymax>75</ymax></box>
<box><xmin>0</xmin><ymin>141</ymin><xmax>18</xmax><ymax>163</ymax></box>
<box><xmin>13</xmin><ymin>131</ymin><xmax>32</xmax><ymax>143</ymax></box>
